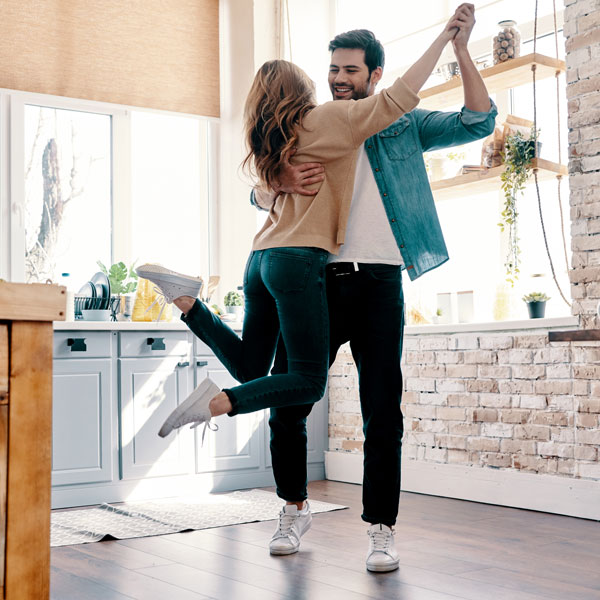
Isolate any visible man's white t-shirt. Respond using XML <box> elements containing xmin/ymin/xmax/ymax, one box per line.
<box><xmin>328</xmin><ymin>145</ymin><xmax>404</xmax><ymax>266</ymax></box>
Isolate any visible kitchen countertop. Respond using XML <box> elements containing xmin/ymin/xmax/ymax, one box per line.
<box><xmin>54</xmin><ymin>316</ymin><xmax>578</xmax><ymax>335</ymax></box>
<box><xmin>53</xmin><ymin>319</ymin><xmax>243</xmax><ymax>331</ymax></box>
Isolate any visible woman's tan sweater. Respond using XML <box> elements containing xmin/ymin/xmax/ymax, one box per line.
<box><xmin>252</xmin><ymin>78</ymin><xmax>420</xmax><ymax>255</ymax></box>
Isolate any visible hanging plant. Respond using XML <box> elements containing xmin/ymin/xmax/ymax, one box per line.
<box><xmin>498</xmin><ymin>129</ymin><xmax>538</xmax><ymax>285</ymax></box>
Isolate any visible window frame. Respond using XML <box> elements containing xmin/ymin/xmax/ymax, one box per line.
<box><xmin>0</xmin><ymin>88</ymin><xmax>217</xmax><ymax>283</ymax></box>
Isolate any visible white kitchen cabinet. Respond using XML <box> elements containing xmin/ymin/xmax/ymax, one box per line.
<box><xmin>51</xmin><ymin>324</ymin><xmax>328</xmax><ymax>508</ymax></box>
<box><xmin>52</xmin><ymin>358</ymin><xmax>114</xmax><ymax>486</ymax></box>
<box><xmin>194</xmin><ymin>356</ymin><xmax>263</xmax><ymax>474</ymax></box>
<box><xmin>119</xmin><ymin>356</ymin><xmax>194</xmax><ymax>479</ymax></box>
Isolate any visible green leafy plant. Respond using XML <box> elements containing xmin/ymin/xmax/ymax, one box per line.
<box><xmin>224</xmin><ymin>291</ymin><xmax>242</xmax><ymax>306</ymax></box>
<box><xmin>498</xmin><ymin>129</ymin><xmax>539</xmax><ymax>286</ymax></box>
<box><xmin>97</xmin><ymin>261</ymin><xmax>138</xmax><ymax>295</ymax></box>
<box><xmin>522</xmin><ymin>292</ymin><xmax>550</xmax><ymax>303</ymax></box>
<box><xmin>436</xmin><ymin>308</ymin><xmax>443</xmax><ymax>316</ymax></box>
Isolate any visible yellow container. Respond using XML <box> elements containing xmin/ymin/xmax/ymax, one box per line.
<box><xmin>132</xmin><ymin>277</ymin><xmax>173</xmax><ymax>322</ymax></box>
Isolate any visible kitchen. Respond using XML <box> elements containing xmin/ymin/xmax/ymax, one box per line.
<box><xmin>0</xmin><ymin>0</ymin><xmax>599</xmax><ymax>598</ymax></box>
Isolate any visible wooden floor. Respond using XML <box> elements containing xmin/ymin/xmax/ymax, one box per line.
<box><xmin>51</xmin><ymin>480</ymin><xmax>600</xmax><ymax>600</ymax></box>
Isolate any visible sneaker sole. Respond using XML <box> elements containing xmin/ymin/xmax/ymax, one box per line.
<box><xmin>136</xmin><ymin>267</ymin><xmax>203</xmax><ymax>287</ymax></box>
<box><xmin>269</xmin><ymin>545</ymin><xmax>300</xmax><ymax>556</ymax></box>
<box><xmin>366</xmin><ymin>560</ymin><xmax>400</xmax><ymax>573</ymax></box>
<box><xmin>158</xmin><ymin>378</ymin><xmax>219</xmax><ymax>438</ymax></box>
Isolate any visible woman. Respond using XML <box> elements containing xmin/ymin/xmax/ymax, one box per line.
<box><xmin>137</xmin><ymin>14</ymin><xmax>461</xmax><ymax>438</ymax></box>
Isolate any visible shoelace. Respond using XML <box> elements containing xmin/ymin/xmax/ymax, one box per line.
<box><xmin>274</xmin><ymin>511</ymin><xmax>297</xmax><ymax>540</ymax></box>
<box><xmin>145</xmin><ymin>285</ymin><xmax>170</xmax><ymax>322</ymax></box>
<box><xmin>190</xmin><ymin>419</ymin><xmax>219</xmax><ymax>446</ymax></box>
<box><xmin>369</xmin><ymin>529</ymin><xmax>392</xmax><ymax>552</ymax></box>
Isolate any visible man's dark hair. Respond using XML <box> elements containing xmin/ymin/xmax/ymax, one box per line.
<box><xmin>328</xmin><ymin>29</ymin><xmax>385</xmax><ymax>75</ymax></box>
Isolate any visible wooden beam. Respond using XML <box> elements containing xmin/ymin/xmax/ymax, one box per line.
<box><xmin>0</xmin><ymin>282</ymin><xmax>66</xmax><ymax>322</ymax></box>
<box><xmin>0</xmin><ymin>404</ymin><xmax>7</xmax><ymax>591</ymax></box>
<box><xmin>0</xmin><ymin>325</ymin><xmax>7</xmax><ymax>403</ymax></box>
<box><xmin>548</xmin><ymin>329</ymin><xmax>600</xmax><ymax>342</ymax></box>
<box><xmin>5</xmin><ymin>321</ymin><xmax>53</xmax><ymax>599</ymax></box>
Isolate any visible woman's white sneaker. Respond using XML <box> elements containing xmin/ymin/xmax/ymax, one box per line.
<box><xmin>158</xmin><ymin>377</ymin><xmax>220</xmax><ymax>438</ymax></box>
<box><xmin>366</xmin><ymin>524</ymin><xmax>399</xmax><ymax>572</ymax></box>
<box><xmin>136</xmin><ymin>263</ymin><xmax>203</xmax><ymax>303</ymax></box>
<box><xmin>269</xmin><ymin>503</ymin><xmax>312</xmax><ymax>555</ymax></box>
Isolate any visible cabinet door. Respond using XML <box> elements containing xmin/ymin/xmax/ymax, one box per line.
<box><xmin>52</xmin><ymin>359</ymin><xmax>113</xmax><ymax>486</ymax></box>
<box><xmin>194</xmin><ymin>357</ymin><xmax>262</xmax><ymax>473</ymax></box>
<box><xmin>264</xmin><ymin>390</ymin><xmax>328</xmax><ymax>468</ymax></box>
<box><xmin>120</xmin><ymin>356</ymin><xmax>194</xmax><ymax>479</ymax></box>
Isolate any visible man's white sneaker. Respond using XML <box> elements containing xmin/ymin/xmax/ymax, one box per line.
<box><xmin>158</xmin><ymin>377</ymin><xmax>220</xmax><ymax>438</ymax></box>
<box><xmin>269</xmin><ymin>503</ymin><xmax>312</xmax><ymax>555</ymax></box>
<box><xmin>135</xmin><ymin>263</ymin><xmax>204</xmax><ymax>303</ymax></box>
<box><xmin>366</xmin><ymin>524</ymin><xmax>399</xmax><ymax>572</ymax></box>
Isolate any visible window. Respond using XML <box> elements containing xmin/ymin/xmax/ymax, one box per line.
<box><xmin>130</xmin><ymin>111</ymin><xmax>211</xmax><ymax>278</ymax></box>
<box><xmin>2</xmin><ymin>91</ymin><xmax>214</xmax><ymax>290</ymax></box>
<box><xmin>23</xmin><ymin>104</ymin><xmax>112</xmax><ymax>286</ymax></box>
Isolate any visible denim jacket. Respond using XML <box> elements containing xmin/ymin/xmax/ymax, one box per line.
<box><xmin>251</xmin><ymin>101</ymin><xmax>497</xmax><ymax>280</ymax></box>
<box><xmin>366</xmin><ymin>101</ymin><xmax>497</xmax><ymax>280</ymax></box>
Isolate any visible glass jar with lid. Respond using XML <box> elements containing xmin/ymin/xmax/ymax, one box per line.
<box><xmin>493</xmin><ymin>20</ymin><xmax>521</xmax><ymax>65</ymax></box>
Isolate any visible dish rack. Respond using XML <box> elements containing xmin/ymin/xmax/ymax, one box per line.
<box><xmin>74</xmin><ymin>296</ymin><xmax>121</xmax><ymax>320</ymax></box>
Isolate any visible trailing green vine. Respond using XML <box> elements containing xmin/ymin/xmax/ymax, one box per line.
<box><xmin>498</xmin><ymin>130</ymin><xmax>537</xmax><ymax>285</ymax></box>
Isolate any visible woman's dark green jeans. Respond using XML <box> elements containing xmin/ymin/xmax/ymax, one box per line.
<box><xmin>182</xmin><ymin>247</ymin><xmax>329</xmax><ymax>415</ymax></box>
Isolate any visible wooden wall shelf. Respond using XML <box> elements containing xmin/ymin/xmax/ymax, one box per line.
<box><xmin>419</xmin><ymin>53</ymin><xmax>566</xmax><ymax>110</ymax></box>
<box><xmin>549</xmin><ymin>329</ymin><xmax>600</xmax><ymax>342</ymax></box>
<box><xmin>430</xmin><ymin>158</ymin><xmax>567</xmax><ymax>202</ymax></box>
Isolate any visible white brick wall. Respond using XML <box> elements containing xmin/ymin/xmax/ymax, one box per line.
<box><xmin>327</xmin><ymin>0</ymin><xmax>600</xmax><ymax>485</ymax></box>
<box><xmin>329</xmin><ymin>332</ymin><xmax>599</xmax><ymax>480</ymax></box>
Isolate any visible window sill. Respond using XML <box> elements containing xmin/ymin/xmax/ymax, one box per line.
<box><xmin>405</xmin><ymin>315</ymin><xmax>578</xmax><ymax>336</ymax></box>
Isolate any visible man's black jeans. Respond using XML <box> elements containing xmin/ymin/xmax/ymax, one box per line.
<box><xmin>269</xmin><ymin>262</ymin><xmax>404</xmax><ymax>526</ymax></box>
<box><xmin>182</xmin><ymin>247</ymin><xmax>329</xmax><ymax>414</ymax></box>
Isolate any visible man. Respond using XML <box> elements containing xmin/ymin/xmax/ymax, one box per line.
<box><xmin>253</xmin><ymin>4</ymin><xmax>497</xmax><ymax>572</ymax></box>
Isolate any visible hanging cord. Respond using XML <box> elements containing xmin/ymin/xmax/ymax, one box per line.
<box><xmin>531</xmin><ymin>0</ymin><xmax>572</xmax><ymax>307</ymax></box>
<box><xmin>553</xmin><ymin>0</ymin><xmax>570</xmax><ymax>275</ymax></box>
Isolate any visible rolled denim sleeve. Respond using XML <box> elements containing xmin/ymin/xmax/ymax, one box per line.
<box><xmin>250</xmin><ymin>187</ymin><xmax>277</xmax><ymax>211</ymax></box>
<box><xmin>416</xmin><ymin>99</ymin><xmax>498</xmax><ymax>152</ymax></box>
<box><xmin>460</xmin><ymin>99</ymin><xmax>499</xmax><ymax>125</ymax></box>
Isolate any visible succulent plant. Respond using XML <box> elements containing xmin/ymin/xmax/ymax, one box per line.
<box><xmin>522</xmin><ymin>292</ymin><xmax>550</xmax><ymax>303</ymax></box>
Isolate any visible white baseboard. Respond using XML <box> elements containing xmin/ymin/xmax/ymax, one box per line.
<box><xmin>324</xmin><ymin>451</ymin><xmax>600</xmax><ymax>520</ymax></box>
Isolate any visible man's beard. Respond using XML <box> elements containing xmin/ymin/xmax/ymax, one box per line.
<box><xmin>331</xmin><ymin>77</ymin><xmax>371</xmax><ymax>101</ymax></box>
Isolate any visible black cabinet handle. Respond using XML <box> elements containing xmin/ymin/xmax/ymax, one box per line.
<box><xmin>147</xmin><ymin>337</ymin><xmax>166</xmax><ymax>351</ymax></box>
<box><xmin>67</xmin><ymin>338</ymin><xmax>87</xmax><ymax>352</ymax></box>
<box><xmin>196</xmin><ymin>360</ymin><xmax>208</xmax><ymax>367</ymax></box>
<box><xmin>177</xmin><ymin>361</ymin><xmax>190</xmax><ymax>368</ymax></box>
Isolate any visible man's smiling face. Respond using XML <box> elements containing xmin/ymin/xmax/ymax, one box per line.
<box><xmin>328</xmin><ymin>48</ymin><xmax>382</xmax><ymax>101</ymax></box>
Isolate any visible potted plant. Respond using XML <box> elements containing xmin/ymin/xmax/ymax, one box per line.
<box><xmin>432</xmin><ymin>308</ymin><xmax>443</xmax><ymax>324</ymax></box>
<box><xmin>224</xmin><ymin>290</ymin><xmax>243</xmax><ymax>317</ymax></box>
<box><xmin>97</xmin><ymin>260</ymin><xmax>138</xmax><ymax>317</ymax></box>
<box><xmin>523</xmin><ymin>292</ymin><xmax>550</xmax><ymax>319</ymax></box>
<box><xmin>498</xmin><ymin>128</ymin><xmax>539</xmax><ymax>285</ymax></box>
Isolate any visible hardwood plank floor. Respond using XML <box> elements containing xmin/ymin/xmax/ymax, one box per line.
<box><xmin>51</xmin><ymin>481</ymin><xmax>600</xmax><ymax>600</ymax></box>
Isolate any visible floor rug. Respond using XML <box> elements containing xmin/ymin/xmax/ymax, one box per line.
<box><xmin>51</xmin><ymin>489</ymin><xmax>347</xmax><ymax>547</ymax></box>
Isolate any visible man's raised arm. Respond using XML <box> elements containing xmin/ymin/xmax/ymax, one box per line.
<box><xmin>452</xmin><ymin>3</ymin><xmax>491</xmax><ymax>112</ymax></box>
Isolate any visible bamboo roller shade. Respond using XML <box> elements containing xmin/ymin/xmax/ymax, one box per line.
<box><xmin>0</xmin><ymin>0</ymin><xmax>219</xmax><ymax>117</ymax></box>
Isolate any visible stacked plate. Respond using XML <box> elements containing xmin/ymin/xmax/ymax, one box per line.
<box><xmin>75</xmin><ymin>272</ymin><xmax>111</xmax><ymax>316</ymax></box>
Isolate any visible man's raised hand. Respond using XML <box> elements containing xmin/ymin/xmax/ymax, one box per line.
<box><xmin>449</xmin><ymin>3</ymin><xmax>475</xmax><ymax>50</ymax></box>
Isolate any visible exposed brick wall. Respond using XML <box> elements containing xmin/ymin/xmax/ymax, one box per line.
<box><xmin>328</xmin><ymin>0</ymin><xmax>600</xmax><ymax>483</ymax></box>
<box><xmin>565</xmin><ymin>0</ymin><xmax>600</xmax><ymax>328</ymax></box>
<box><xmin>329</xmin><ymin>333</ymin><xmax>600</xmax><ymax>481</ymax></box>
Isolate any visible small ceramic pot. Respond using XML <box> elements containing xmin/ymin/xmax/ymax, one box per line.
<box><xmin>527</xmin><ymin>301</ymin><xmax>546</xmax><ymax>319</ymax></box>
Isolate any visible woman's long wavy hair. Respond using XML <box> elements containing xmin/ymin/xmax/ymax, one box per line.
<box><xmin>243</xmin><ymin>60</ymin><xmax>316</xmax><ymax>189</ymax></box>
